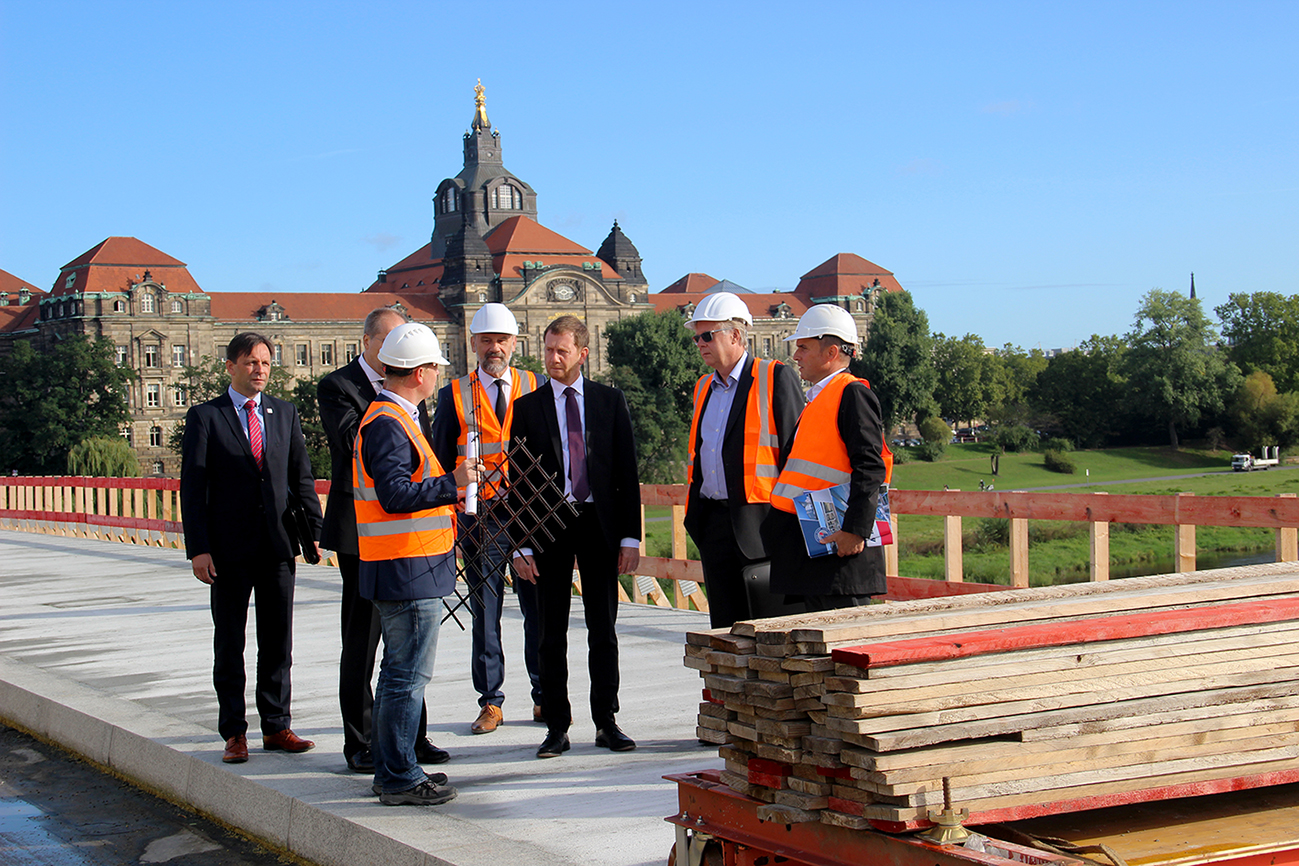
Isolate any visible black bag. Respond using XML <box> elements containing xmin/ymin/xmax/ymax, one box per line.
<box><xmin>743</xmin><ymin>560</ymin><xmax>805</xmax><ymax>620</ymax></box>
<box><xmin>283</xmin><ymin>498</ymin><xmax>321</xmax><ymax>564</ymax></box>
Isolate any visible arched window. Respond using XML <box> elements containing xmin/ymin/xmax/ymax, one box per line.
<box><xmin>114</xmin><ymin>300</ymin><xmax>126</xmax><ymax>313</ymax></box>
<box><xmin>141</xmin><ymin>294</ymin><xmax>155</xmax><ymax>313</ymax></box>
<box><xmin>171</xmin><ymin>299</ymin><xmax>183</xmax><ymax>313</ymax></box>
<box><xmin>492</xmin><ymin>185</ymin><xmax>518</xmax><ymax>209</ymax></box>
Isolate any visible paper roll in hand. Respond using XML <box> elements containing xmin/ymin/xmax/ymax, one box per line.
<box><xmin>465</xmin><ymin>433</ymin><xmax>478</xmax><ymax>515</ymax></box>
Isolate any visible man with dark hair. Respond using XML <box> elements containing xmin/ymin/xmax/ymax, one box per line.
<box><xmin>181</xmin><ymin>331</ymin><xmax>323</xmax><ymax>764</ymax></box>
<box><xmin>318</xmin><ymin>307</ymin><xmax>444</xmax><ymax>773</ymax></box>
<box><xmin>510</xmin><ymin>315</ymin><xmax>642</xmax><ymax>759</ymax></box>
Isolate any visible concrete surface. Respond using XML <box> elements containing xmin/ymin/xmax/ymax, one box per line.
<box><xmin>0</xmin><ymin>530</ymin><xmax>716</xmax><ymax>866</ymax></box>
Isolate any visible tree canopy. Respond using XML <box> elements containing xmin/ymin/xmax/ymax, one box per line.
<box><xmin>1216</xmin><ymin>291</ymin><xmax>1299</xmax><ymax>393</ymax></box>
<box><xmin>853</xmin><ymin>290</ymin><xmax>937</xmax><ymax>432</ymax></box>
<box><xmin>932</xmin><ymin>333</ymin><xmax>1001</xmax><ymax>426</ymax></box>
<box><xmin>1030</xmin><ymin>335</ymin><xmax>1129</xmax><ymax>448</ymax></box>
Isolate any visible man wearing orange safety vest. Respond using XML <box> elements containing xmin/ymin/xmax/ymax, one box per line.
<box><xmin>430</xmin><ymin>303</ymin><xmax>542</xmax><ymax>735</ymax></box>
<box><xmin>683</xmin><ymin>292</ymin><xmax>804</xmax><ymax>628</ymax></box>
<box><xmin>762</xmin><ymin>304</ymin><xmax>893</xmax><ymax>613</ymax></box>
<box><xmin>354</xmin><ymin>322</ymin><xmax>481</xmax><ymax>807</ymax></box>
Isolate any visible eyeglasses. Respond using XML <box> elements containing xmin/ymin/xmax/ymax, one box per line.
<box><xmin>693</xmin><ymin>328</ymin><xmax>729</xmax><ymax>345</ymax></box>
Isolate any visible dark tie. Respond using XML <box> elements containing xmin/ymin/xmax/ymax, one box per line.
<box><xmin>564</xmin><ymin>386</ymin><xmax>589</xmax><ymax>502</ymax></box>
<box><xmin>245</xmin><ymin>399</ymin><xmax>264</xmax><ymax>470</ymax></box>
<box><xmin>494</xmin><ymin>379</ymin><xmax>508</xmax><ymax>423</ymax></box>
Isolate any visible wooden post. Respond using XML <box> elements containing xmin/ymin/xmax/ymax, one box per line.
<box><xmin>1174</xmin><ymin>492</ymin><xmax>1196</xmax><ymax>572</ymax></box>
<box><xmin>672</xmin><ymin>504</ymin><xmax>687</xmax><ymax>609</ymax></box>
<box><xmin>162</xmin><ymin>487</ymin><xmax>173</xmax><ymax>547</ymax></box>
<box><xmin>632</xmin><ymin>505</ymin><xmax>647</xmax><ymax>604</ymax></box>
<box><xmin>1277</xmin><ymin>494</ymin><xmax>1298</xmax><ymax>563</ymax></box>
<box><xmin>885</xmin><ymin>514</ymin><xmax>899</xmax><ymax>577</ymax></box>
<box><xmin>1009</xmin><ymin>517</ymin><xmax>1029</xmax><ymax>588</ymax></box>
<box><xmin>133</xmin><ymin>487</ymin><xmax>144</xmax><ymax>545</ymax></box>
<box><xmin>943</xmin><ymin>491</ymin><xmax>963</xmax><ymax>583</ymax></box>
<box><xmin>1090</xmin><ymin>492</ymin><xmax>1110</xmax><ymax>582</ymax></box>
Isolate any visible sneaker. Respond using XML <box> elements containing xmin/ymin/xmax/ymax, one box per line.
<box><xmin>379</xmin><ymin>779</ymin><xmax>458</xmax><ymax>806</ymax></box>
<box><xmin>372</xmin><ymin>771</ymin><xmax>449</xmax><ymax>796</ymax></box>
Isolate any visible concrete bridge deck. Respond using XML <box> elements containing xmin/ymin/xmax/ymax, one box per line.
<box><xmin>0</xmin><ymin>529</ymin><xmax>714</xmax><ymax>866</ymax></box>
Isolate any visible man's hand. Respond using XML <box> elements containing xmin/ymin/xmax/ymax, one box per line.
<box><xmin>512</xmin><ymin>553</ymin><xmax>538</xmax><ymax>584</ymax></box>
<box><xmin>823</xmin><ymin>530</ymin><xmax>865</xmax><ymax>558</ymax></box>
<box><xmin>617</xmin><ymin>545</ymin><xmax>640</xmax><ymax>575</ymax></box>
<box><xmin>191</xmin><ymin>553</ymin><xmax>217</xmax><ymax>584</ymax></box>
<box><xmin>453</xmin><ymin>458</ymin><xmax>483</xmax><ymax>487</ymax></box>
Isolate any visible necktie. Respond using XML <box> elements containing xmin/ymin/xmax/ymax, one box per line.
<box><xmin>564</xmin><ymin>386</ymin><xmax>590</xmax><ymax>502</ymax></box>
<box><xmin>245</xmin><ymin>399</ymin><xmax>264</xmax><ymax>471</ymax></box>
<box><xmin>494</xmin><ymin>379</ymin><xmax>507</xmax><ymax>423</ymax></box>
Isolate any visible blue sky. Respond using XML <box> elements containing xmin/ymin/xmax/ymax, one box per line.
<box><xmin>2</xmin><ymin>0</ymin><xmax>1296</xmax><ymax>351</ymax></box>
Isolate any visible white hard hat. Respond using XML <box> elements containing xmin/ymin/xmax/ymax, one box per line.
<box><xmin>378</xmin><ymin>322</ymin><xmax>450</xmax><ymax>368</ymax></box>
<box><xmin>470</xmin><ymin>303</ymin><xmax>519</xmax><ymax>336</ymax></box>
<box><xmin>784</xmin><ymin>304</ymin><xmax>859</xmax><ymax>345</ymax></box>
<box><xmin>687</xmin><ymin>292</ymin><xmax>753</xmax><ymax>327</ymax></box>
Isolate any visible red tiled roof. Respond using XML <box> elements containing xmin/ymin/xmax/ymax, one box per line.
<box><xmin>54</xmin><ymin>237</ymin><xmax>205</xmax><ymax>296</ymax></box>
<box><xmin>0</xmin><ymin>267</ymin><xmax>43</xmax><ymax>297</ymax></box>
<box><xmin>207</xmin><ymin>292</ymin><xmax>448</xmax><ymax>323</ymax></box>
<box><xmin>794</xmin><ymin>253</ymin><xmax>904</xmax><ymax>297</ymax></box>
<box><xmin>0</xmin><ymin>303</ymin><xmax>40</xmax><ymax>333</ymax></box>
<box><xmin>485</xmin><ymin>216</ymin><xmax>593</xmax><ymax>256</ymax></box>
<box><xmin>659</xmin><ymin>273</ymin><xmax>722</xmax><ymax>294</ymax></box>
<box><xmin>60</xmin><ymin>237</ymin><xmax>186</xmax><ymax>270</ymax></box>
<box><xmin>648</xmin><ymin>292</ymin><xmax>812</xmax><ymax>320</ymax></box>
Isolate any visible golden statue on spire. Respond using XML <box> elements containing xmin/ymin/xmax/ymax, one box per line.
<box><xmin>472</xmin><ymin>79</ymin><xmax>490</xmax><ymax>131</ymax></box>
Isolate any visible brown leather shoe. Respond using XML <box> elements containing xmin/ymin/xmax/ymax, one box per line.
<box><xmin>532</xmin><ymin>704</ymin><xmax>544</xmax><ymax>724</ymax></box>
<box><xmin>222</xmin><ymin>735</ymin><xmax>248</xmax><ymax>764</ymax></box>
<box><xmin>471</xmin><ymin>704</ymin><xmax>503</xmax><ymax>734</ymax></box>
<box><xmin>263</xmin><ymin>729</ymin><xmax>315</xmax><ymax>753</ymax></box>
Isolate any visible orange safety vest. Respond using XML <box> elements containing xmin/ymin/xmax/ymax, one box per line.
<box><xmin>770</xmin><ymin>372</ymin><xmax>894</xmax><ymax>514</ymax></box>
<box><xmin>449</xmin><ymin>369</ymin><xmax>538</xmax><ymax>499</ymax></box>
<box><xmin>353</xmin><ymin>401</ymin><xmax>456</xmax><ymax>561</ymax></box>
<box><xmin>686</xmin><ymin>358</ymin><xmax>784</xmax><ymax>505</ymax></box>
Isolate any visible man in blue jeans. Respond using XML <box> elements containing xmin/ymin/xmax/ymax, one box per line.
<box><xmin>353</xmin><ymin>322</ymin><xmax>480</xmax><ymax>806</ymax></box>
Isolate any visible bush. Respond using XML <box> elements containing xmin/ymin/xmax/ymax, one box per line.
<box><xmin>917</xmin><ymin>440</ymin><xmax>946</xmax><ymax>462</ymax></box>
<box><xmin>890</xmin><ymin>446</ymin><xmax>910</xmax><ymax>465</ymax></box>
<box><xmin>916</xmin><ymin>416</ymin><xmax>950</xmax><ymax>461</ymax></box>
<box><xmin>1042</xmin><ymin>437</ymin><xmax>1075</xmax><ymax>453</ymax></box>
<box><xmin>971</xmin><ymin>518</ymin><xmax>1009</xmax><ymax>549</ymax></box>
<box><xmin>992</xmin><ymin>424</ymin><xmax>1038</xmax><ymax>452</ymax></box>
<box><xmin>1044</xmin><ymin>449</ymin><xmax>1076</xmax><ymax>474</ymax></box>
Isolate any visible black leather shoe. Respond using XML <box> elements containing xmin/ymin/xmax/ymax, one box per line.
<box><xmin>537</xmin><ymin>731</ymin><xmax>570</xmax><ymax>759</ymax></box>
<box><xmin>595</xmin><ymin>725</ymin><xmax>636</xmax><ymax>752</ymax></box>
<box><xmin>346</xmin><ymin>749</ymin><xmax>374</xmax><ymax>773</ymax></box>
<box><xmin>414</xmin><ymin>738</ymin><xmax>450</xmax><ymax>765</ymax></box>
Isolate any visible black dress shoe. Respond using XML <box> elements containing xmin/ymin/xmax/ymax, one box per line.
<box><xmin>537</xmin><ymin>731</ymin><xmax>570</xmax><ymax>759</ymax></box>
<box><xmin>414</xmin><ymin>738</ymin><xmax>450</xmax><ymax>765</ymax></box>
<box><xmin>595</xmin><ymin>725</ymin><xmax>636</xmax><ymax>752</ymax></box>
<box><xmin>346</xmin><ymin>749</ymin><xmax>374</xmax><ymax>773</ymax></box>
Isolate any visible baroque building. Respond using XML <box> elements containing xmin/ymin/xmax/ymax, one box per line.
<box><xmin>0</xmin><ymin>82</ymin><xmax>904</xmax><ymax>476</ymax></box>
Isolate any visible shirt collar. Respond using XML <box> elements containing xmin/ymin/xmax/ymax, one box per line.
<box><xmin>549</xmin><ymin>375</ymin><xmax>584</xmax><ymax>398</ymax></box>
<box><xmin>229</xmin><ymin>386</ymin><xmax>261</xmax><ymax>409</ymax></box>
<box><xmin>357</xmin><ymin>355</ymin><xmax>383</xmax><ymax>388</ymax></box>
<box><xmin>806</xmin><ymin>368</ymin><xmax>847</xmax><ymax>402</ymax></box>
<box><xmin>714</xmin><ymin>351</ymin><xmax>749</xmax><ymax>388</ymax></box>
<box><xmin>378</xmin><ymin>389</ymin><xmax>420</xmax><ymax>421</ymax></box>
<box><xmin>477</xmin><ymin>366</ymin><xmax>513</xmax><ymax>393</ymax></box>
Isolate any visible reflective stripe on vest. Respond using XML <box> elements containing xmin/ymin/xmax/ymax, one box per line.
<box><xmin>770</xmin><ymin>372</ymin><xmax>893</xmax><ymax>513</ymax></box>
<box><xmin>450</xmin><ymin>369</ymin><xmax>538</xmax><ymax>499</ymax></box>
<box><xmin>685</xmin><ymin>358</ymin><xmax>784</xmax><ymax>505</ymax></box>
<box><xmin>353</xmin><ymin>402</ymin><xmax>455</xmax><ymax>561</ymax></box>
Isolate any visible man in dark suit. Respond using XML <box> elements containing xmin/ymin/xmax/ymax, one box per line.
<box><xmin>509</xmin><ymin>315</ymin><xmax>642</xmax><ymax>759</ymax></box>
<box><xmin>317</xmin><ymin>308</ymin><xmax>443</xmax><ymax>773</ymax></box>
<box><xmin>682</xmin><ymin>292</ymin><xmax>804</xmax><ymax>628</ymax></box>
<box><xmin>181</xmin><ymin>332</ymin><xmax>323</xmax><ymax>764</ymax></box>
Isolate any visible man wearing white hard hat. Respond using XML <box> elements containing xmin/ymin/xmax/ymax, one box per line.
<box><xmin>430</xmin><ymin>302</ymin><xmax>543</xmax><ymax>734</ymax></box>
<box><xmin>763</xmin><ymin>304</ymin><xmax>893</xmax><ymax>612</ymax></box>
<box><xmin>683</xmin><ymin>292</ymin><xmax>804</xmax><ymax>628</ymax></box>
<box><xmin>354</xmin><ymin>322</ymin><xmax>482</xmax><ymax>806</ymax></box>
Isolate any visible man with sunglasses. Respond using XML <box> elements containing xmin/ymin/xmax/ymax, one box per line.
<box><xmin>683</xmin><ymin>293</ymin><xmax>804</xmax><ymax>628</ymax></box>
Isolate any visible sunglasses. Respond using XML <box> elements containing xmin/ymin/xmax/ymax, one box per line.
<box><xmin>693</xmin><ymin>328</ymin><xmax>730</xmax><ymax>345</ymax></box>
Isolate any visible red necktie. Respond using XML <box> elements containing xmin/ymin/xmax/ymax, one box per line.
<box><xmin>245</xmin><ymin>399</ymin><xmax>264</xmax><ymax>470</ymax></box>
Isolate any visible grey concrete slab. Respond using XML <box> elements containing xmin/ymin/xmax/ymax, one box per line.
<box><xmin>0</xmin><ymin>530</ymin><xmax>715</xmax><ymax>866</ymax></box>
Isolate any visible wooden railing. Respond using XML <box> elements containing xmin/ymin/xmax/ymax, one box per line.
<box><xmin>4</xmin><ymin>478</ymin><xmax>1298</xmax><ymax>610</ymax></box>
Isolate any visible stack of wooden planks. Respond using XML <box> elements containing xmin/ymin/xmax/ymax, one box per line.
<box><xmin>685</xmin><ymin>563</ymin><xmax>1299</xmax><ymax>831</ymax></box>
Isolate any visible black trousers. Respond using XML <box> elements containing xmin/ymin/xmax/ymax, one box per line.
<box><xmin>690</xmin><ymin>499</ymin><xmax>755</xmax><ymax>629</ymax></box>
<box><xmin>210</xmin><ymin>554</ymin><xmax>294</xmax><ymax>741</ymax></box>
<box><xmin>534</xmin><ymin>507</ymin><xmax>620</xmax><ymax>732</ymax></box>
<box><xmin>338</xmin><ymin>552</ymin><xmax>427</xmax><ymax>758</ymax></box>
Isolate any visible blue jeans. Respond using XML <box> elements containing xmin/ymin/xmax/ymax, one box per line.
<box><xmin>371</xmin><ymin>598</ymin><xmax>442</xmax><ymax>793</ymax></box>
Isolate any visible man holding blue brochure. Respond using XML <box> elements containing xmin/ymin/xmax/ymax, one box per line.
<box><xmin>763</xmin><ymin>304</ymin><xmax>892</xmax><ymax>613</ymax></box>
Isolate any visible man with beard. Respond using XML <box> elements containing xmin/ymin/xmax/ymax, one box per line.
<box><xmin>430</xmin><ymin>303</ymin><xmax>542</xmax><ymax>733</ymax></box>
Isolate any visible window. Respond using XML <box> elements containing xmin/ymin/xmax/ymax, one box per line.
<box><xmin>122</xmin><ymin>426</ymin><xmax>132</xmax><ymax>446</ymax></box>
<box><xmin>171</xmin><ymin>299</ymin><xmax>183</xmax><ymax>313</ymax></box>
<box><xmin>149</xmin><ymin>426</ymin><xmax>163</xmax><ymax>447</ymax></box>
<box><xmin>321</xmin><ymin>344</ymin><xmax>334</xmax><ymax>366</ymax></box>
<box><xmin>442</xmin><ymin>187</ymin><xmax>458</xmax><ymax>213</ymax></box>
<box><xmin>65</xmin><ymin>273</ymin><xmax>76</xmax><ymax>289</ymax></box>
<box><xmin>141</xmin><ymin>294</ymin><xmax>155</xmax><ymax>313</ymax></box>
<box><xmin>172</xmin><ymin>345</ymin><xmax>186</xmax><ymax>367</ymax></box>
<box><xmin>345</xmin><ymin>343</ymin><xmax>359</xmax><ymax>363</ymax></box>
<box><xmin>116</xmin><ymin>345</ymin><xmax>128</xmax><ymax>366</ymax></box>
<box><xmin>114</xmin><ymin>300</ymin><xmax>126</xmax><ymax>313</ymax></box>
<box><xmin>57</xmin><ymin>303</ymin><xmax>65</xmax><ymax>317</ymax></box>
<box><xmin>295</xmin><ymin>344</ymin><xmax>309</xmax><ymax>366</ymax></box>
<box><xmin>492</xmin><ymin>185</ymin><xmax>518</xmax><ymax>209</ymax></box>
<box><xmin>763</xmin><ymin>337</ymin><xmax>772</xmax><ymax>357</ymax></box>
<box><xmin>172</xmin><ymin>386</ymin><xmax>187</xmax><ymax>406</ymax></box>
<box><xmin>273</xmin><ymin>344</ymin><xmax>283</xmax><ymax>366</ymax></box>
<box><xmin>146</xmin><ymin>384</ymin><xmax>160</xmax><ymax>407</ymax></box>
<box><xmin>144</xmin><ymin>345</ymin><xmax>160</xmax><ymax>368</ymax></box>
<box><xmin>152</xmin><ymin>461</ymin><xmax>165</xmax><ymax>475</ymax></box>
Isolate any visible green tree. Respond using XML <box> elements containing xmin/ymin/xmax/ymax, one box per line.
<box><xmin>993</xmin><ymin>344</ymin><xmax>1048</xmax><ymax>420</ymax></box>
<box><xmin>66</xmin><ymin>435</ymin><xmax>141</xmax><ymax>477</ymax></box>
<box><xmin>291</xmin><ymin>374</ymin><xmax>331</xmax><ymax>479</ymax></box>
<box><xmin>0</xmin><ymin>336</ymin><xmax>135</xmax><ymax>474</ymax></box>
<box><xmin>513</xmin><ymin>353</ymin><xmax>545</xmax><ymax>377</ymax></box>
<box><xmin>1216</xmin><ymin>292</ymin><xmax>1299</xmax><ymax>393</ymax></box>
<box><xmin>853</xmin><ymin>290</ymin><xmax>937</xmax><ymax>434</ymax></box>
<box><xmin>917</xmin><ymin>416</ymin><xmax>951</xmax><ymax>461</ymax></box>
<box><xmin>602</xmin><ymin>309</ymin><xmax>707</xmax><ymax>483</ymax></box>
<box><xmin>932</xmin><ymin>333</ymin><xmax>1000</xmax><ymax>427</ymax></box>
<box><xmin>1231</xmin><ymin>370</ymin><xmax>1299</xmax><ymax>450</ymax></box>
<box><xmin>1123</xmin><ymin>289</ymin><xmax>1241</xmax><ymax>448</ymax></box>
<box><xmin>1029</xmin><ymin>335</ymin><xmax>1129</xmax><ymax>448</ymax></box>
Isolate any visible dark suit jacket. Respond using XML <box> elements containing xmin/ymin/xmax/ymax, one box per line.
<box><xmin>508</xmin><ymin>378</ymin><xmax>641</xmax><ymax>552</ymax></box>
<box><xmin>683</xmin><ymin>357</ymin><xmax>804</xmax><ymax>560</ymax></box>
<box><xmin>318</xmin><ymin>358</ymin><xmax>429</xmax><ymax>556</ymax></box>
<box><xmin>180</xmin><ymin>391</ymin><xmax>321</xmax><ymax>564</ymax></box>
